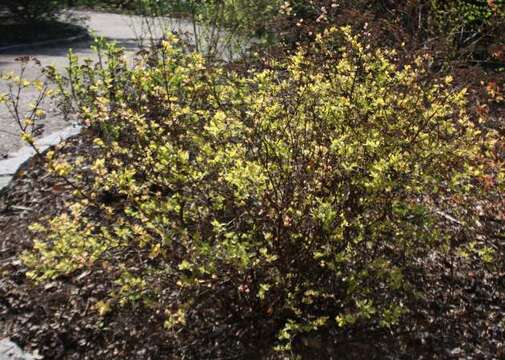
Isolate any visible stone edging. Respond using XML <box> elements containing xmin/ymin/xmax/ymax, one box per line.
<box><xmin>0</xmin><ymin>125</ymin><xmax>81</xmax><ymax>190</ymax></box>
<box><xmin>0</xmin><ymin>338</ymin><xmax>37</xmax><ymax>360</ymax></box>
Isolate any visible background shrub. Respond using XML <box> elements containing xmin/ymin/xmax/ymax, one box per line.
<box><xmin>106</xmin><ymin>0</ymin><xmax>282</xmax><ymax>58</ymax></box>
<box><xmin>0</xmin><ymin>0</ymin><xmax>67</xmax><ymax>23</ymax></box>
<box><xmin>277</xmin><ymin>0</ymin><xmax>505</xmax><ymax>68</ymax></box>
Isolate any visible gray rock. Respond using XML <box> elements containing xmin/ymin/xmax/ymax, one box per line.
<box><xmin>0</xmin><ymin>125</ymin><xmax>81</xmax><ymax>191</ymax></box>
<box><xmin>0</xmin><ymin>339</ymin><xmax>36</xmax><ymax>360</ymax></box>
<box><xmin>0</xmin><ymin>176</ymin><xmax>10</xmax><ymax>190</ymax></box>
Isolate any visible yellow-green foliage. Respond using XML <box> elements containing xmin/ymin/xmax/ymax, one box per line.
<box><xmin>22</xmin><ymin>28</ymin><xmax>497</xmax><ymax>351</ymax></box>
<box><xmin>431</xmin><ymin>0</ymin><xmax>504</xmax><ymax>31</ymax></box>
<box><xmin>23</xmin><ymin>204</ymin><xmax>114</xmax><ymax>282</ymax></box>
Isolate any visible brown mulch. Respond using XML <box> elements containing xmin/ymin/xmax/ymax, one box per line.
<box><xmin>0</xmin><ymin>131</ymin><xmax>504</xmax><ymax>360</ymax></box>
<box><xmin>0</xmin><ymin>133</ymin><xmax>173</xmax><ymax>359</ymax></box>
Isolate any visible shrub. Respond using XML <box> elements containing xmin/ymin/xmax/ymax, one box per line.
<box><xmin>0</xmin><ymin>0</ymin><xmax>67</xmax><ymax>23</ymax></box>
<box><xmin>13</xmin><ymin>28</ymin><xmax>499</xmax><ymax>356</ymax></box>
<box><xmin>277</xmin><ymin>0</ymin><xmax>505</xmax><ymax>67</ymax></box>
<box><xmin>109</xmin><ymin>0</ymin><xmax>282</xmax><ymax>58</ymax></box>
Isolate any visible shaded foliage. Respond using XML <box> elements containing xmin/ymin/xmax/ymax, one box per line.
<box><xmin>0</xmin><ymin>0</ymin><xmax>68</xmax><ymax>23</ymax></box>
<box><xmin>276</xmin><ymin>0</ymin><xmax>505</xmax><ymax>68</ymax></box>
